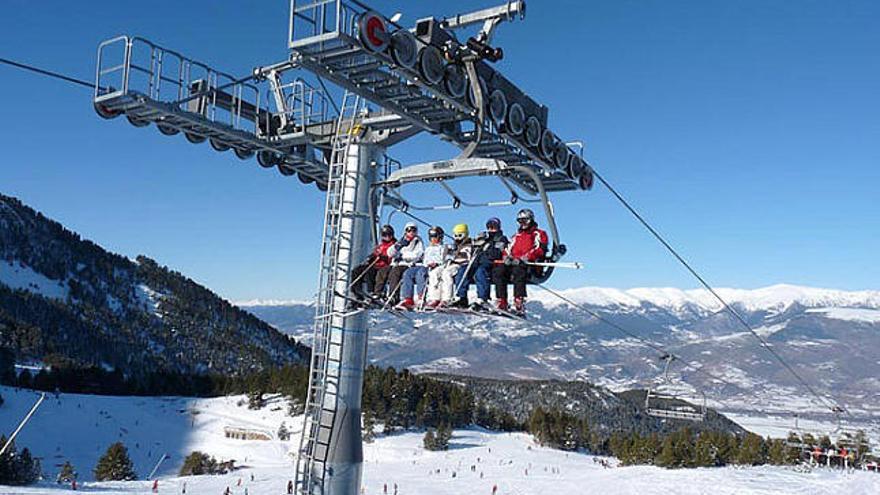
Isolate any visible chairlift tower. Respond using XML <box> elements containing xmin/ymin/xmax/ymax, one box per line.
<box><xmin>92</xmin><ymin>1</ymin><xmax>595</xmax><ymax>493</ymax></box>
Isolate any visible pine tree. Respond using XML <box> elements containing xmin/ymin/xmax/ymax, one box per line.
<box><xmin>693</xmin><ymin>432</ymin><xmax>716</xmax><ymax>467</ymax></box>
<box><xmin>655</xmin><ymin>435</ymin><xmax>677</xmax><ymax>468</ymax></box>
<box><xmin>247</xmin><ymin>389</ymin><xmax>265</xmax><ymax>410</ymax></box>
<box><xmin>423</xmin><ymin>429</ymin><xmax>437</xmax><ymax>451</ymax></box>
<box><xmin>436</xmin><ymin>424</ymin><xmax>452</xmax><ymax>450</ymax></box>
<box><xmin>363</xmin><ymin>412</ymin><xmax>376</xmax><ymax>444</ymax></box>
<box><xmin>767</xmin><ymin>438</ymin><xmax>790</xmax><ymax>465</ymax></box>
<box><xmin>736</xmin><ymin>434</ymin><xmax>767</xmax><ymax>466</ymax></box>
<box><xmin>94</xmin><ymin>442</ymin><xmax>136</xmax><ymax>481</ymax></box>
<box><xmin>179</xmin><ymin>451</ymin><xmax>218</xmax><ymax>476</ymax></box>
<box><xmin>277</xmin><ymin>422</ymin><xmax>291</xmax><ymax>441</ymax></box>
<box><xmin>57</xmin><ymin>460</ymin><xmax>77</xmax><ymax>483</ymax></box>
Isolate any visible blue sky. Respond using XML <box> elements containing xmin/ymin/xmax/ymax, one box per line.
<box><xmin>1</xmin><ymin>0</ymin><xmax>878</xmax><ymax>301</ymax></box>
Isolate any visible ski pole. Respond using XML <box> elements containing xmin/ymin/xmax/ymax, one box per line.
<box><xmin>492</xmin><ymin>260</ymin><xmax>584</xmax><ymax>269</ymax></box>
<box><xmin>381</xmin><ymin>271</ymin><xmax>407</xmax><ymax>311</ymax></box>
<box><xmin>347</xmin><ymin>256</ymin><xmax>380</xmax><ymax>290</ymax></box>
<box><xmin>453</xmin><ymin>241</ymin><xmax>485</xmax><ymax>298</ymax></box>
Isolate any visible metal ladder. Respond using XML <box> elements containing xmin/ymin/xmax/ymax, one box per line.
<box><xmin>295</xmin><ymin>90</ymin><xmax>366</xmax><ymax>495</ymax></box>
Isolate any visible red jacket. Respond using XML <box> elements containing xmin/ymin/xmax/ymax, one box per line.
<box><xmin>508</xmin><ymin>225</ymin><xmax>548</xmax><ymax>262</ymax></box>
<box><xmin>371</xmin><ymin>239</ymin><xmax>396</xmax><ymax>268</ymax></box>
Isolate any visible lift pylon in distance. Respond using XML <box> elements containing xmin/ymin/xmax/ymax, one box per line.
<box><xmin>93</xmin><ymin>1</ymin><xmax>598</xmax><ymax>494</ymax></box>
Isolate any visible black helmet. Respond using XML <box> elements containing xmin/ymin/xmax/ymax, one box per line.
<box><xmin>380</xmin><ymin>224</ymin><xmax>395</xmax><ymax>237</ymax></box>
<box><xmin>486</xmin><ymin>217</ymin><xmax>501</xmax><ymax>229</ymax></box>
<box><xmin>428</xmin><ymin>226</ymin><xmax>444</xmax><ymax>239</ymax></box>
<box><xmin>516</xmin><ymin>208</ymin><xmax>535</xmax><ymax>225</ymax></box>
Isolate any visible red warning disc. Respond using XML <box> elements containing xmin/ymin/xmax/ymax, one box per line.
<box><xmin>359</xmin><ymin>11</ymin><xmax>389</xmax><ymax>53</ymax></box>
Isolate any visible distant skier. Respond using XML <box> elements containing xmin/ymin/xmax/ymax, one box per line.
<box><xmin>152</xmin><ymin>479</ymin><xmax>158</xmax><ymax>492</ymax></box>
<box><xmin>492</xmin><ymin>484</ymin><xmax>498</xmax><ymax>494</ymax></box>
<box><xmin>287</xmin><ymin>480</ymin><xmax>294</xmax><ymax>494</ymax></box>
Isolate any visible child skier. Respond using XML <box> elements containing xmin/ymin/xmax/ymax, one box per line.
<box><xmin>443</xmin><ymin>223</ymin><xmax>474</xmax><ymax>307</ymax></box>
<box><xmin>422</xmin><ymin>226</ymin><xmax>450</xmax><ymax>308</ymax></box>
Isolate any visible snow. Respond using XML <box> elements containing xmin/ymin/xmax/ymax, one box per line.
<box><xmin>2</xmin><ymin>386</ymin><xmax>879</xmax><ymax>494</ymax></box>
<box><xmin>0</xmin><ymin>260</ymin><xmax>68</xmax><ymax>300</ymax></box>
<box><xmin>805</xmin><ymin>307</ymin><xmax>880</xmax><ymax>324</ymax></box>
<box><xmin>409</xmin><ymin>357</ymin><xmax>471</xmax><ymax>374</ymax></box>
<box><xmin>136</xmin><ymin>284</ymin><xmax>164</xmax><ymax>317</ymax></box>
<box><xmin>531</xmin><ymin>284</ymin><xmax>880</xmax><ymax>314</ymax></box>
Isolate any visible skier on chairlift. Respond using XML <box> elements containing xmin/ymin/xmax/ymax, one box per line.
<box><xmin>386</xmin><ymin>222</ymin><xmax>424</xmax><ymax>305</ymax></box>
<box><xmin>395</xmin><ymin>224</ymin><xmax>434</xmax><ymax>310</ymax></box>
<box><xmin>494</xmin><ymin>208</ymin><xmax>549</xmax><ymax>316</ymax></box>
<box><xmin>351</xmin><ymin>224</ymin><xmax>396</xmax><ymax>303</ymax></box>
<box><xmin>445</xmin><ymin>223</ymin><xmax>475</xmax><ymax>308</ymax></box>
<box><xmin>421</xmin><ymin>226</ymin><xmax>450</xmax><ymax>309</ymax></box>
<box><xmin>472</xmin><ymin>217</ymin><xmax>508</xmax><ymax>310</ymax></box>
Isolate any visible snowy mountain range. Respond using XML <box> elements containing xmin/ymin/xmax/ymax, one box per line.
<box><xmin>240</xmin><ymin>284</ymin><xmax>880</xmax><ymax>424</ymax></box>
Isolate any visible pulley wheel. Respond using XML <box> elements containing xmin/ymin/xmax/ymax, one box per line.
<box><xmin>444</xmin><ymin>64</ymin><xmax>467</xmax><ymax>99</ymax></box>
<box><xmin>94</xmin><ymin>103</ymin><xmax>120</xmax><ymax>120</ymax></box>
<box><xmin>566</xmin><ymin>153</ymin><xmax>585</xmax><ymax>180</ymax></box>
<box><xmin>553</xmin><ymin>142</ymin><xmax>569</xmax><ymax>170</ymax></box>
<box><xmin>257</xmin><ymin>150</ymin><xmax>280</xmax><ymax>168</ymax></box>
<box><xmin>506</xmin><ymin>102</ymin><xmax>525</xmax><ymax>136</ymax></box>
<box><xmin>467</xmin><ymin>76</ymin><xmax>488</xmax><ymax>111</ymax></box>
<box><xmin>277</xmin><ymin>164</ymin><xmax>296</xmax><ymax>176</ymax></box>
<box><xmin>390</xmin><ymin>29</ymin><xmax>418</xmax><ymax>69</ymax></box>
<box><xmin>298</xmin><ymin>171</ymin><xmax>316</xmax><ymax>184</ymax></box>
<box><xmin>156</xmin><ymin>121</ymin><xmax>179</xmax><ymax>136</ymax></box>
<box><xmin>234</xmin><ymin>148</ymin><xmax>254</xmax><ymax>160</ymax></box>
<box><xmin>126</xmin><ymin>115</ymin><xmax>149</xmax><ymax>128</ymax></box>
<box><xmin>419</xmin><ymin>46</ymin><xmax>445</xmax><ymax>85</ymax></box>
<box><xmin>579</xmin><ymin>165</ymin><xmax>595</xmax><ymax>190</ymax></box>
<box><xmin>540</xmin><ymin>129</ymin><xmax>557</xmax><ymax>161</ymax></box>
<box><xmin>358</xmin><ymin>11</ymin><xmax>390</xmax><ymax>53</ymax></box>
<box><xmin>488</xmin><ymin>89</ymin><xmax>508</xmax><ymax>126</ymax></box>
<box><xmin>185</xmin><ymin>132</ymin><xmax>206</xmax><ymax>144</ymax></box>
<box><xmin>210</xmin><ymin>138</ymin><xmax>230</xmax><ymax>152</ymax></box>
<box><xmin>524</xmin><ymin>116</ymin><xmax>541</xmax><ymax>147</ymax></box>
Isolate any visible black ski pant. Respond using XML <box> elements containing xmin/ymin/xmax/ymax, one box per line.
<box><xmin>492</xmin><ymin>264</ymin><xmax>530</xmax><ymax>300</ymax></box>
<box><xmin>385</xmin><ymin>265</ymin><xmax>409</xmax><ymax>303</ymax></box>
<box><xmin>351</xmin><ymin>262</ymin><xmax>376</xmax><ymax>299</ymax></box>
<box><xmin>352</xmin><ymin>264</ymin><xmax>391</xmax><ymax>299</ymax></box>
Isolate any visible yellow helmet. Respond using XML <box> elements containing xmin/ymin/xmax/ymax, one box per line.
<box><xmin>452</xmin><ymin>223</ymin><xmax>469</xmax><ymax>239</ymax></box>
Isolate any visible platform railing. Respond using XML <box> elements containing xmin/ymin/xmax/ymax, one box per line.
<box><xmin>289</xmin><ymin>0</ymin><xmax>382</xmax><ymax>50</ymax></box>
<box><xmin>95</xmin><ymin>36</ymin><xmax>264</xmax><ymax>135</ymax></box>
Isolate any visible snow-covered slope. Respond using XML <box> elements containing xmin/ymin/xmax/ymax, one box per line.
<box><xmin>0</xmin><ymin>193</ymin><xmax>308</xmax><ymax>375</ymax></box>
<box><xmin>2</xmin><ymin>386</ymin><xmax>878</xmax><ymax>495</ymax></box>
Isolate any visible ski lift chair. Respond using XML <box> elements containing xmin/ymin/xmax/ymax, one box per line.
<box><xmin>644</xmin><ymin>354</ymin><xmax>708</xmax><ymax>422</ymax></box>
<box><xmin>376</xmin><ymin>156</ymin><xmax>571</xmax><ymax>286</ymax></box>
